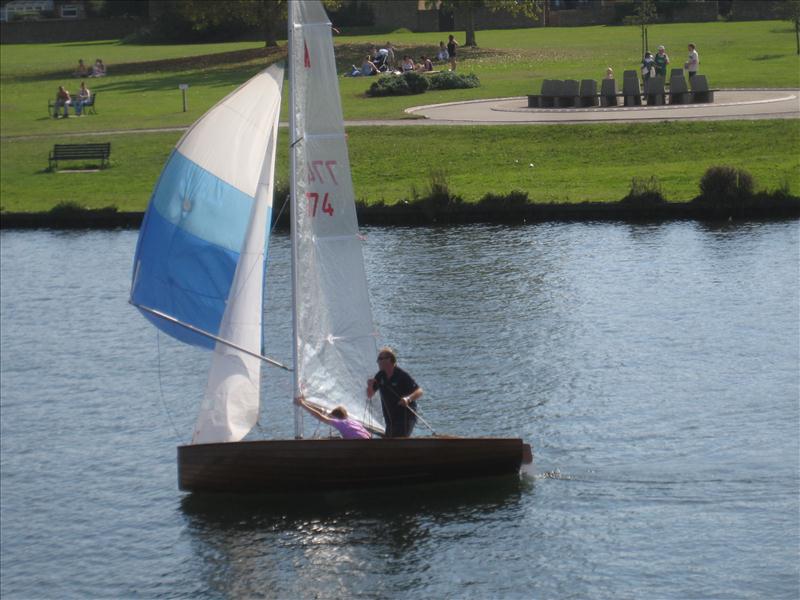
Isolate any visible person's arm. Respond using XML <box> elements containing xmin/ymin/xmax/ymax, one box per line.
<box><xmin>294</xmin><ymin>395</ymin><xmax>333</xmax><ymax>425</ymax></box>
<box><xmin>366</xmin><ymin>377</ymin><xmax>377</xmax><ymax>399</ymax></box>
<box><xmin>400</xmin><ymin>387</ymin><xmax>423</xmax><ymax>407</ymax></box>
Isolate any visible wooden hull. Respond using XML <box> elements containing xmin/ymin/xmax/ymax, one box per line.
<box><xmin>178</xmin><ymin>437</ymin><xmax>533</xmax><ymax>493</ymax></box>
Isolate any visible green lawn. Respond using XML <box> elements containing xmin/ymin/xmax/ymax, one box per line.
<box><xmin>2</xmin><ymin>120</ymin><xmax>797</xmax><ymax>212</ymax></box>
<box><xmin>1</xmin><ymin>20</ymin><xmax>798</xmax><ymax>211</ymax></box>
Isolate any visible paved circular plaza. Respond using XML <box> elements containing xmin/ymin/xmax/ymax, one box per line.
<box><xmin>402</xmin><ymin>89</ymin><xmax>800</xmax><ymax>125</ymax></box>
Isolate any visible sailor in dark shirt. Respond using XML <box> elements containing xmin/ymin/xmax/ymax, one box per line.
<box><xmin>367</xmin><ymin>347</ymin><xmax>423</xmax><ymax>438</ymax></box>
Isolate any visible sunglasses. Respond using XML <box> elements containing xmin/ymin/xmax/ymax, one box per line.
<box><xmin>377</xmin><ymin>356</ymin><xmax>392</xmax><ymax>362</ymax></box>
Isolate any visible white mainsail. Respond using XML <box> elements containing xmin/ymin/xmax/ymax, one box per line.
<box><xmin>289</xmin><ymin>0</ymin><xmax>384</xmax><ymax>434</ymax></box>
<box><xmin>192</xmin><ymin>65</ymin><xmax>284</xmax><ymax>444</ymax></box>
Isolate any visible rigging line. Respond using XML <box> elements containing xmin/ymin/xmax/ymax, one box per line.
<box><xmin>131</xmin><ymin>301</ymin><xmax>292</xmax><ymax>372</ymax></box>
<box><xmin>372</xmin><ymin>380</ymin><xmax>438</xmax><ymax>436</ymax></box>
<box><xmin>406</xmin><ymin>404</ymin><xmax>438</xmax><ymax>436</ymax></box>
<box><xmin>270</xmin><ymin>193</ymin><xmax>291</xmax><ymax>235</ymax></box>
<box><xmin>156</xmin><ymin>330</ymin><xmax>183</xmax><ymax>443</ymax></box>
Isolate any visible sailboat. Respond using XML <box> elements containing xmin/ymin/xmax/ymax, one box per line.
<box><xmin>130</xmin><ymin>0</ymin><xmax>532</xmax><ymax>493</ymax></box>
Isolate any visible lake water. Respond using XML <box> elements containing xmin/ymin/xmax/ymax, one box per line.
<box><xmin>1</xmin><ymin>222</ymin><xmax>798</xmax><ymax>599</ymax></box>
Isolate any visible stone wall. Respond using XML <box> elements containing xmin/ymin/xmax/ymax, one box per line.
<box><xmin>552</xmin><ymin>1</ymin><xmax>719</xmax><ymax>27</ymax></box>
<box><xmin>729</xmin><ymin>0</ymin><xmax>784</xmax><ymax>21</ymax></box>
<box><xmin>1</xmin><ymin>17</ymin><xmax>142</xmax><ymax>43</ymax></box>
<box><xmin>370</xmin><ymin>0</ymin><xmax>724</xmax><ymax>31</ymax></box>
<box><xmin>667</xmin><ymin>1</ymin><xmax>719</xmax><ymax>23</ymax></box>
<box><xmin>371</xmin><ymin>0</ymin><xmax>541</xmax><ymax>33</ymax></box>
<box><xmin>453</xmin><ymin>6</ymin><xmax>542</xmax><ymax>31</ymax></box>
<box><xmin>549</xmin><ymin>5</ymin><xmax>616</xmax><ymax>27</ymax></box>
<box><xmin>371</xmin><ymin>0</ymin><xmax>419</xmax><ymax>31</ymax></box>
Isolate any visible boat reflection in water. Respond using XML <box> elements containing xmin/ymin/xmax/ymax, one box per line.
<box><xmin>180</xmin><ymin>475</ymin><xmax>530</xmax><ymax>597</ymax></box>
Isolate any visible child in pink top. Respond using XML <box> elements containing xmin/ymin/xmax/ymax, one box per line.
<box><xmin>294</xmin><ymin>396</ymin><xmax>371</xmax><ymax>439</ymax></box>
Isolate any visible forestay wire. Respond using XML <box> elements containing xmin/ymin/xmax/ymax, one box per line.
<box><xmin>155</xmin><ymin>330</ymin><xmax>184</xmax><ymax>443</ymax></box>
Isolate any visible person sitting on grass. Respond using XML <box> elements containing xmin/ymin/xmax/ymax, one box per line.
<box><xmin>437</xmin><ymin>41</ymin><xmax>449</xmax><ymax>62</ymax></box>
<box><xmin>417</xmin><ymin>55</ymin><xmax>433</xmax><ymax>72</ymax></box>
<box><xmin>347</xmin><ymin>55</ymin><xmax>379</xmax><ymax>77</ymax></box>
<box><xmin>73</xmin><ymin>59</ymin><xmax>89</xmax><ymax>77</ymax></box>
<box><xmin>89</xmin><ymin>58</ymin><xmax>106</xmax><ymax>78</ymax></box>
<box><xmin>294</xmin><ymin>395</ymin><xmax>372</xmax><ymax>439</ymax></box>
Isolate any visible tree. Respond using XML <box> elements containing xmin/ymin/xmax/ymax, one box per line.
<box><xmin>428</xmin><ymin>0</ymin><xmax>541</xmax><ymax>47</ymax></box>
<box><xmin>776</xmin><ymin>0</ymin><xmax>800</xmax><ymax>55</ymax></box>
<box><xmin>626</xmin><ymin>0</ymin><xmax>658</xmax><ymax>58</ymax></box>
<box><xmin>155</xmin><ymin>0</ymin><xmax>340</xmax><ymax>47</ymax></box>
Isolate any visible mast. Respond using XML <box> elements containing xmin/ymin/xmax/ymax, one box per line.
<box><xmin>288</xmin><ymin>0</ymin><xmax>302</xmax><ymax>439</ymax></box>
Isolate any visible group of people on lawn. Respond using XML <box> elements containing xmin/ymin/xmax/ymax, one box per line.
<box><xmin>605</xmin><ymin>43</ymin><xmax>700</xmax><ymax>84</ymax></box>
<box><xmin>348</xmin><ymin>35</ymin><xmax>459</xmax><ymax>76</ymax></box>
<box><xmin>73</xmin><ymin>58</ymin><xmax>106</xmax><ymax>78</ymax></box>
<box><xmin>52</xmin><ymin>81</ymin><xmax>91</xmax><ymax>118</ymax></box>
<box><xmin>52</xmin><ymin>58</ymin><xmax>105</xmax><ymax>118</ymax></box>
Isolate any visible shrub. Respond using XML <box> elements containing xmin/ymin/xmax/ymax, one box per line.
<box><xmin>697</xmin><ymin>166</ymin><xmax>754</xmax><ymax>203</ymax></box>
<box><xmin>49</xmin><ymin>202</ymin><xmax>117</xmax><ymax>217</ymax></box>
<box><xmin>478</xmin><ymin>190</ymin><xmax>530</xmax><ymax>207</ymax></box>
<box><xmin>620</xmin><ymin>176</ymin><xmax>667</xmax><ymax>207</ymax></box>
<box><xmin>428</xmin><ymin>71</ymin><xmax>480</xmax><ymax>90</ymax></box>
<box><xmin>410</xmin><ymin>169</ymin><xmax>462</xmax><ymax>213</ymax></box>
<box><xmin>49</xmin><ymin>201</ymin><xmax>87</xmax><ymax>216</ymax></box>
<box><xmin>402</xmin><ymin>71</ymin><xmax>429</xmax><ymax>94</ymax></box>
<box><xmin>366</xmin><ymin>72</ymin><xmax>428</xmax><ymax>97</ymax></box>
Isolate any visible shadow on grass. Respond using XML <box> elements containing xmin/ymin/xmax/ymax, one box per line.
<box><xmin>92</xmin><ymin>65</ymin><xmax>273</xmax><ymax>95</ymax></box>
<box><xmin>751</xmin><ymin>54</ymin><xmax>787</xmax><ymax>61</ymax></box>
<box><xmin>6</xmin><ymin>46</ymin><xmax>284</xmax><ymax>84</ymax></box>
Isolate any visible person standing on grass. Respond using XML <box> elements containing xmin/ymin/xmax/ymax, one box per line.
<box><xmin>684</xmin><ymin>43</ymin><xmax>699</xmax><ymax>79</ymax></box>
<box><xmin>641</xmin><ymin>52</ymin><xmax>655</xmax><ymax>82</ymax></box>
<box><xmin>447</xmin><ymin>34</ymin><xmax>458</xmax><ymax>71</ymax></box>
<box><xmin>654</xmin><ymin>45</ymin><xmax>670</xmax><ymax>77</ymax></box>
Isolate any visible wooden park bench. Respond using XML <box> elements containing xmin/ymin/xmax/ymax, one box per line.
<box><xmin>48</xmin><ymin>92</ymin><xmax>98</xmax><ymax>117</ymax></box>
<box><xmin>48</xmin><ymin>142</ymin><xmax>111</xmax><ymax>170</ymax></box>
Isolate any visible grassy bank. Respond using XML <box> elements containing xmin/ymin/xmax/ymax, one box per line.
<box><xmin>1</xmin><ymin>120</ymin><xmax>797</xmax><ymax>213</ymax></box>
<box><xmin>1</xmin><ymin>21</ymin><xmax>798</xmax><ymax>212</ymax></box>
